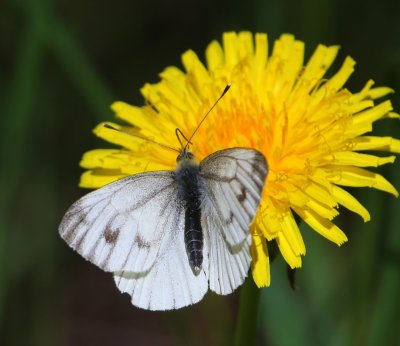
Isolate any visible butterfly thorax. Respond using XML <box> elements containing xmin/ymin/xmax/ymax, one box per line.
<box><xmin>175</xmin><ymin>150</ymin><xmax>204</xmax><ymax>273</ymax></box>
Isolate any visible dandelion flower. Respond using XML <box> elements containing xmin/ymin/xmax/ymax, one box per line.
<box><xmin>80</xmin><ymin>32</ymin><xmax>400</xmax><ymax>287</ymax></box>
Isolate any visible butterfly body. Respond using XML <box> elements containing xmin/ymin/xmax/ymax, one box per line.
<box><xmin>60</xmin><ymin>148</ymin><xmax>268</xmax><ymax>310</ymax></box>
<box><xmin>175</xmin><ymin>151</ymin><xmax>204</xmax><ymax>272</ymax></box>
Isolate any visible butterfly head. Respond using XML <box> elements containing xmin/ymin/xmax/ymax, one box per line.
<box><xmin>176</xmin><ymin>149</ymin><xmax>195</xmax><ymax>164</ymax></box>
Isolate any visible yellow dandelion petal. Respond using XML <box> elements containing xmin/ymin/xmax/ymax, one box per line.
<box><xmin>350</xmin><ymin>79</ymin><xmax>375</xmax><ymax>103</ymax></box>
<box><xmin>256</xmin><ymin>199</ymin><xmax>282</xmax><ymax>240</ymax></box>
<box><xmin>319</xmin><ymin>56</ymin><xmax>355</xmax><ymax>93</ymax></box>
<box><xmin>352</xmin><ymin>100</ymin><xmax>393</xmax><ymax>126</ymax></box>
<box><xmin>349</xmin><ymin>100</ymin><xmax>374</xmax><ymax>114</ymax></box>
<box><xmin>182</xmin><ymin>50</ymin><xmax>211</xmax><ymax>88</ymax></box>
<box><xmin>301</xmin><ymin>44</ymin><xmax>339</xmax><ymax>85</ymax></box>
<box><xmin>157</xmin><ymin>81</ymin><xmax>189</xmax><ymax>112</ymax></box>
<box><xmin>206</xmin><ymin>40</ymin><xmax>224</xmax><ymax>71</ymax></box>
<box><xmin>111</xmin><ymin>102</ymin><xmax>147</xmax><ymax>128</ymax></box>
<box><xmin>271</xmin><ymin>34</ymin><xmax>304</xmax><ymax>94</ymax></box>
<box><xmin>223</xmin><ymin>32</ymin><xmax>241</xmax><ymax>66</ymax></box>
<box><xmin>112</xmin><ymin>100</ymin><xmax>175</xmax><ymax>140</ymax></box>
<box><xmin>93</xmin><ymin>122</ymin><xmax>138</xmax><ymax>151</ymax></box>
<box><xmin>368</xmin><ymin>86</ymin><xmax>394</xmax><ymax>99</ymax></box>
<box><xmin>329</xmin><ymin>152</ymin><xmax>396</xmax><ymax>167</ymax></box>
<box><xmin>277</xmin><ymin>231</ymin><xmax>302</xmax><ymax>269</ymax></box>
<box><xmin>80</xmin><ymin>32</ymin><xmax>399</xmax><ymax>288</ymax></box>
<box><xmin>250</xmin><ymin>232</ymin><xmax>270</xmax><ymax>287</ymax></box>
<box><xmin>306</xmin><ymin>198</ymin><xmax>339</xmax><ymax>220</ymax></box>
<box><xmin>327</xmin><ymin>166</ymin><xmax>398</xmax><ymax>196</ymax></box>
<box><xmin>252</xmin><ymin>33</ymin><xmax>268</xmax><ymax>88</ymax></box>
<box><xmin>281</xmin><ymin>210</ymin><xmax>306</xmax><ymax>256</ymax></box>
<box><xmin>80</xmin><ymin>148</ymin><xmax>160</xmax><ymax>176</ymax></box>
<box><xmin>80</xmin><ymin>149</ymin><xmax>123</xmax><ymax>169</ymax></box>
<box><xmin>303</xmin><ymin>183</ymin><xmax>337</xmax><ymax>208</ymax></box>
<box><xmin>237</xmin><ymin>31</ymin><xmax>254</xmax><ymax>58</ymax></box>
<box><xmin>352</xmin><ymin>136</ymin><xmax>400</xmax><ymax>153</ymax></box>
<box><xmin>331</xmin><ymin>185</ymin><xmax>370</xmax><ymax>222</ymax></box>
<box><xmin>387</xmin><ymin>111</ymin><xmax>400</xmax><ymax>119</ymax></box>
<box><xmin>159</xmin><ymin>66</ymin><xmax>186</xmax><ymax>88</ymax></box>
<box><xmin>295</xmin><ymin>208</ymin><xmax>348</xmax><ymax>245</ymax></box>
<box><xmin>79</xmin><ymin>170</ymin><xmax>126</xmax><ymax>189</ymax></box>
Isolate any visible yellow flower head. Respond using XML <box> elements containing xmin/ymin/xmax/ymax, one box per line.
<box><xmin>80</xmin><ymin>32</ymin><xmax>400</xmax><ymax>287</ymax></box>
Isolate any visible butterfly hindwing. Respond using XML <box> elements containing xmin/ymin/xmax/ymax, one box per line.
<box><xmin>200</xmin><ymin>148</ymin><xmax>268</xmax><ymax>294</ymax></box>
<box><xmin>113</xmin><ymin>205</ymin><xmax>209</xmax><ymax>310</ymax></box>
<box><xmin>203</xmin><ymin>217</ymin><xmax>252</xmax><ymax>295</ymax></box>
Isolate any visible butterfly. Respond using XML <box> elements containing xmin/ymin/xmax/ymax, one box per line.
<box><xmin>59</xmin><ymin>85</ymin><xmax>268</xmax><ymax>310</ymax></box>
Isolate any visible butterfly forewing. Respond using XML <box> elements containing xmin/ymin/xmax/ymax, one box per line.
<box><xmin>59</xmin><ymin>171</ymin><xmax>179</xmax><ymax>273</ymax></box>
<box><xmin>200</xmin><ymin>148</ymin><xmax>268</xmax><ymax>247</ymax></box>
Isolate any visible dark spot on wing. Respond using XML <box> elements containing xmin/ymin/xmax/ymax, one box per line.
<box><xmin>227</xmin><ymin>212</ymin><xmax>234</xmax><ymax>224</ymax></box>
<box><xmin>104</xmin><ymin>229</ymin><xmax>120</xmax><ymax>244</ymax></box>
<box><xmin>135</xmin><ymin>234</ymin><xmax>151</xmax><ymax>249</ymax></box>
<box><xmin>237</xmin><ymin>187</ymin><xmax>247</xmax><ymax>202</ymax></box>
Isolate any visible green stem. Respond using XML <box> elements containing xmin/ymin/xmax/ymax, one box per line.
<box><xmin>234</xmin><ymin>277</ymin><xmax>260</xmax><ymax>346</ymax></box>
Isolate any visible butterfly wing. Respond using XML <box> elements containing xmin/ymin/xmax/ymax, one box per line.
<box><xmin>200</xmin><ymin>148</ymin><xmax>268</xmax><ymax>294</ymax></box>
<box><xmin>114</xmin><ymin>212</ymin><xmax>209</xmax><ymax>310</ymax></box>
<box><xmin>60</xmin><ymin>171</ymin><xmax>180</xmax><ymax>274</ymax></box>
<box><xmin>59</xmin><ymin>171</ymin><xmax>209</xmax><ymax>310</ymax></box>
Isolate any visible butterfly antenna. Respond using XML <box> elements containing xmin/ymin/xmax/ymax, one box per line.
<box><xmin>184</xmin><ymin>83</ymin><xmax>231</xmax><ymax>150</ymax></box>
<box><xmin>175</xmin><ymin>128</ymin><xmax>192</xmax><ymax>149</ymax></box>
<box><xmin>103</xmin><ymin>124</ymin><xmax>180</xmax><ymax>153</ymax></box>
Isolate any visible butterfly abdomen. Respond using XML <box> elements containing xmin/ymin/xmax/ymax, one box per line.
<box><xmin>176</xmin><ymin>160</ymin><xmax>204</xmax><ymax>272</ymax></box>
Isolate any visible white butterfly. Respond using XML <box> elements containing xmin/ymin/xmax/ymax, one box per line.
<box><xmin>59</xmin><ymin>85</ymin><xmax>268</xmax><ymax>310</ymax></box>
<box><xmin>59</xmin><ymin>147</ymin><xmax>268</xmax><ymax>310</ymax></box>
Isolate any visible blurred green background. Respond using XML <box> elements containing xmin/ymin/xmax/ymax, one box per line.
<box><xmin>1</xmin><ymin>0</ymin><xmax>399</xmax><ymax>345</ymax></box>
